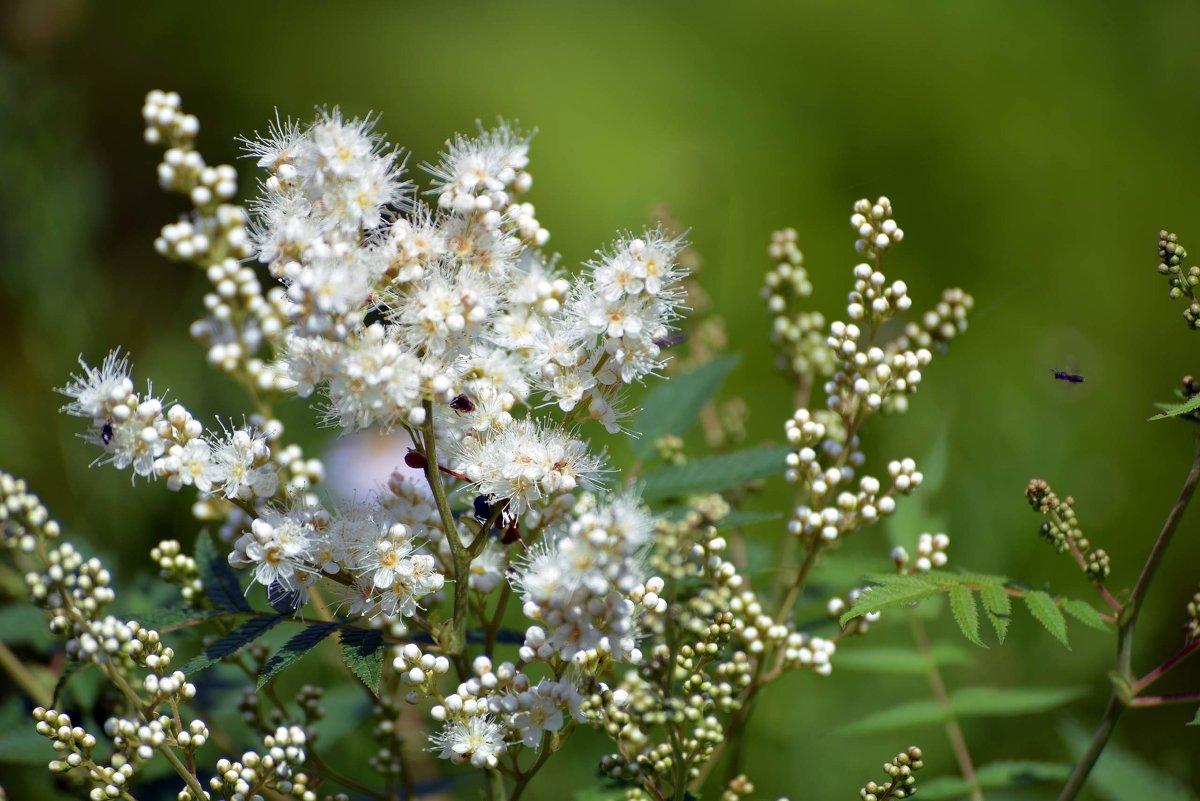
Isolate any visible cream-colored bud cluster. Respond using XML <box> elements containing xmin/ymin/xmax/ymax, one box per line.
<box><xmin>150</xmin><ymin>539</ymin><xmax>203</xmax><ymax>601</ymax></box>
<box><xmin>144</xmin><ymin>90</ymin><xmax>289</xmax><ymax>390</ymax></box>
<box><xmin>763</xmin><ymin>228</ymin><xmax>833</xmax><ymax>379</ymax></box>
<box><xmin>208</xmin><ymin>727</ymin><xmax>313</xmax><ymax>801</ymax></box>
<box><xmin>1156</xmin><ymin>230</ymin><xmax>1200</xmax><ymax>328</ymax></box>
<box><xmin>1186</xmin><ymin>585</ymin><xmax>1200</xmax><ymax>644</ymax></box>
<box><xmin>891</xmin><ymin>532</ymin><xmax>950</xmax><ymax>574</ymax></box>
<box><xmin>32</xmin><ymin>707</ymin><xmax>121</xmax><ymax>800</ymax></box>
<box><xmin>891</xmin><ymin>287</ymin><xmax>974</xmax><ymax>354</ymax></box>
<box><xmin>851</xmin><ymin>196</ymin><xmax>903</xmax><ymax>256</ymax></box>
<box><xmin>393</xmin><ymin>642</ymin><xmax>452</xmax><ymax>702</ymax></box>
<box><xmin>860</xmin><ymin>746</ymin><xmax>924</xmax><ymax>801</ymax></box>
<box><xmin>825</xmin><ymin>320</ymin><xmax>931</xmax><ymax>415</ymax></box>
<box><xmin>257</xmin><ymin>419</ymin><xmax>324</xmax><ymax>497</ymax></box>
<box><xmin>106</xmin><ymin>716</ymin><xmax>207</xmax><ymax>763</ymax></box>
<box><xmin>0</xmin><ymin>470</ymin><xmax>61</xmax><ymax>552</ymax></box>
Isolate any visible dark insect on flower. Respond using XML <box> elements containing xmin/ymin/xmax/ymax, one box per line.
<box><xmin>473</xmin><ymin>495</ymin><xmax>493</xmax><ymax>522</ymax></box>
<box><xmin>404</xmin><ymin>450</ymin><xmax>428</xmax><ymax>469</ymax></box>
<box><xmin>1052</xmin><ymin>369</ymin><xmax>1084</xmax><ymax>384</ymax></box>
<box><xmin>100</xmin><ymin>421</ymin><xmax>115</xmax><ymax>445</ymax></box>
<box><xmin>450</xmin><ymin>393</ymin><xmax>475</xmax><ymax>413</ymax></box>
<box><xmin>653</xmin><ymin>332</ymin><xmax>687</xmax><ymax>349</ymax></box>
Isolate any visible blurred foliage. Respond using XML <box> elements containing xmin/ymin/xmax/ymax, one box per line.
<box><xmin>2</xmin><ymin>0</ymin><xmax>1200</xmax><ymax>798</ymax></box>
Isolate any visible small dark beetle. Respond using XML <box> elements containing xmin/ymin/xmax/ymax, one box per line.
<box><xmin>101</xmin><ymin>421</ymin><xmax>115</xmax><ymax>445</ymax></box>
<box><xmin>1052</xmin><ymin>370</ymin><xmax>1085</xmax><ymax>384</ymax></box>
<box><xmin>450</xmin><ymin>393</ymin><xmax>475</xmax><ymax>413</ymax></box>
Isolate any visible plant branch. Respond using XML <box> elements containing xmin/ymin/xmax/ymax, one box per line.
<box><xmin>1058</xmin><ymin>434</ymin><xmax>1200</xmax><ymax>801</ymax></box>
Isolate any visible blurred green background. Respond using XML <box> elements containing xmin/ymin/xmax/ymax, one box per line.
<box><xmin>2</xmin><ymin>0</ymin><xmax>1200</xmax><ymax>798</ymax></box>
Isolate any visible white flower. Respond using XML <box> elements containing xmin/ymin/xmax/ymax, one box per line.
<box><xmin>209</xmin><ymin>427</ymin><xmax>278</xmax><ymax>500</ymax></box>
<box><xmin>452</xmin><ymin>418</ymin><xmax>604</xmax><ymax>516</ymax></box>
<box><xmin>512</xmin><ymin>688</ymin><xmax>564</xmax><ymax>748</ymax></box>
<box><xmin>59</xmin><ymin>351</ymin><xmax>134</xmax><ymax>421</ymax></box>
<box><xmin>429</xmin><ymin>715</ymin><xmax>507</xmax><ymax>768</ymax></box>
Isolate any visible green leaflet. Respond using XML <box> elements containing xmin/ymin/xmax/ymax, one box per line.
<box><xmin>129</xmin><ymin>605</ymin><xmax>222</xmax><ymax>632</ymax></box>
<box><xmin>980</xmin><ymin>584</ymin><xmax>1012</xmax><ymax>644</ymax></box>
<box><xmin>194</xmin><ymin>530</ymin><xmax>251</xmax><ymax>613</ymax></box>
<box><xmin>918</xmin><ymin>761</ymin><xmax>1072</xmax><ymax>800</ymax></box>
<box><xmin>833</xmin><ymin>644</ymin><xmax>972</xmax><ymax>675</ymax></box>
<box><xmin>631</xmin><ymin>355</ymin><xmax>740</xmax><ymax>459</ymax></box>
<box><xmin>839</xmin><ymin>575</ymin><xmax>941</xmax><ymax>626</ymax></box>
<box><xmin>182</xmin><ymin>614</ymin><xmax>285</xmax><ymax>676</ymax></box>
<box><xmin>1063</xmin><ymin>721</ymin><xmax>1199</xmax><ymax>801</ymax></box>
<box><xmin>638</xmin><ymin>445</ymin><xmax>792</xmax><ymax>500</ymax></box>
<box><xmin>1024</xmin><ymin>590</ymin><xmax>1070</xmax><ymax>648</ymax></box>
<box><xmin>340</xmin><ymin>627</ymin><xmax>385</xmax><ymax>694</ymax></box>
<box><xmin>1060</xmin><ymin>598</ymin><xmax>1111</xmax><ymax>632</ymax></box>
<box><xmin>949</xmin><ymin>584</ymin><xmax>985</xmax><ymax>647</ymax></box>
<box><xmin>839</xmin><ymin>685</ymin><xmax>1084</xmax><ymax>735</ymax></box>
<box><xmin>257</xmin><ymin>621</ymin><xmax>340</xmax><ymax>689</ymax></box>
<box><xmin>1150</xmin><ymin>394</ymin><xmax>1200</xmax><ymax>421</ymax></box>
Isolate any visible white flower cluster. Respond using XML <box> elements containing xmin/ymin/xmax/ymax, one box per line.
<box><xmin>229</xmin><ymin>496</ymin><xmax>446</xmax><ymax>620</ymax></box>
<box><xmin>59</xmin><ymin>352</ymin><xmax>281</xmax><ymax>500</ymax></box>
<box><xmin>512</xmin><ymin>493</ymin><xmax>666</xmax><ymax>662</ymax></box>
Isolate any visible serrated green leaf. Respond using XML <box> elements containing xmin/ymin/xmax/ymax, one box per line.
<box><xmin>949</xmin><ymin>584</ymin><xmax>985</xmax><ymax>647</ymax></box>
<box><xmin>195</xmin><ymin>530</ymin><xmax>251</xmax><ymax>612</ymax></box>
<box><xmin>980</xmin><ymin>584</ymin><xmax>1012</xmax><ymax>644</ymax></box>
<box><xmin>632</xmin><ymin>355</ymin><xmax>740</xmax><ymax>459</ymax></box>
<box><xmin>839</xmin><ymin>575</ymin><xmax>941</xmax><ymax>625</ymax></box>
<box><xmin>921</xmin><ymin>569</ymin><xmax>1009</xmax><ymax>588</ymax></box>
<box><xmin>1024</xmin><ymin>590</ymin><xmax>1070</xmax><ymax>648</ymax></box>
<box><xmin>340</xmin><ymin>628</ymin><xmax>384</xmax><ymax>694</ymax></box>
<box><xmin>1150</xmin><ymin>394</ymin><xmax>1200</xmax><ymax>421</ymax></box>
<box><xmin>639</xmin><ymin>445</ymin><xmax>792</xmax><ymax>500</ymax></box>
<box><xmin>183</xmin><ymin>614</ymin><xmax>284</xmax><ymax>676</ymax></box>
<box><xmin>1063</xmin><ymin>721</ymin><xmax>1198</xmax><ymax>801</ymax></box>
<box><xmin>1061</xmin><ymin>598</ymin><xmax>1111</xmax><ymax>632</ymax></box>
<box><xmin>834</xmin><ymin>644</ymin><xmax>971</xmax><ymax>675</ymax></box>
<box><xmin>257</xmin><ymin>621</ymin><xmax>339</xmax><ymax>689</ymax></box>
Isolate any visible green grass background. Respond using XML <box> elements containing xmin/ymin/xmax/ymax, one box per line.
<box><xmin>2</xmin><ymin>1</ymin><xmax>1199</xmax><ymax>798</ymax></box>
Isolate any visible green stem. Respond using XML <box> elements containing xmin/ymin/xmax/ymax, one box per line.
<box><xmin>911</xmin><ymin>617</ymin><xmax>983</xmax><ymax>801</ymax></box>
<box><xmin>1058</xmin><ymin>434</ymin><xmax>1200</xmax><ymax>801</ymax></box>
<box><xmin>487</xmin><ymin>767</ymin><xmax>508</xmax><ymax>801</ymax></box>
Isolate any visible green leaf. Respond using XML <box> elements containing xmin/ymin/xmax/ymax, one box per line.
<box><xmin>0</xmin><ymin>698</ymin><xmax>54</xmax><ymax>765</ymax></box>
<box><xmin>1150</xmin><ymin>394</ymin><xmax>1200</xmax><ymax>421</ymax></box>
<box><xmin>0</xmin><ymin>604</ymin><xmax>53</xmax><ymax>649</ymax></box>
<box><xmin>839</xmin><ymin>575</ymin><xmax>941</xmax><ymax>625</ymax></box>
<box><xmin>949</xmin><ymin>584</ymin><xmax>985</xmax><ymax>647</ymax></box>
<box><xmin>840</xmin><ymin>686</ymin><xmax>1083</xmax><ymax>735</ymax></box>
<box><xmin>1061</xmin><ymin>598</ymin><xmax>1111</xmax><ymax>632</ymax></box>
<box><xmin>1024</xmin><ymin>590</ymin><xmax>1070</xmax><ymax>648</ymax></box>
<box><xmin>1063</xmin><ymin>721</ymin><xmax>1198</xmax><ymax>801</ymax></box>
<box><xmin>195</xmin><ymin>530</ymin><xmax>251</xmax><ymax>612</ymax></box>
<box><xmin>914</xmin><ymin>776</ymin><xmax>974</xmax><ymax>800</ymax></box>
<box><xmin>951</xmin><ymin>686</ymin><xmax>1085</xmax><ymax>718</ymax></box>
<box><xmin>919</xmin><ymin>762</ymin><xmax>1073</xmax><ymax>799</ymax></box>
<box><xmin>639</xmin><ymin>445</ymin><xmax>792</xmax><ymax>500</ymax></box>
<box><xmin>340</xmin><ymin>628</ymin><xmax>384</xmax><ymax>694</ymax></box>
<box><xmin>183</xmin><ymin>614</ymin><xmax>284</xmax><ymax>676</ymax></box>
<box><xmin>921</xmin><ymin>570</ymin><xmax>1008</xmax><ymax>588</ymax></box>
<box><xmin>129</xmin><ymin>605</ymin><xmax>222</xmax><ymax>632</ymax></box>
<box><xmin>632</xmin><ymin>355</ymin><xmax>740</xmax><ymax>459</ymax></box>
<box><xmin>716</xmin><ymin>510</ymin><xmax>783</xmax><ymax>529</ymax></box>
<box><xmin>834</xmin><ymin>644</ymin><xmax>972</xmax><ymax>675</ymax></box>
<box><xmin>257</xmin><ymin>621</ymin><xmax>339</xmax><ymax>689</ymax></box>
<box><xmin>980</xmin><ymin>584</ymin><xmax>1012</xmax><ymax>644</ymax></box>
